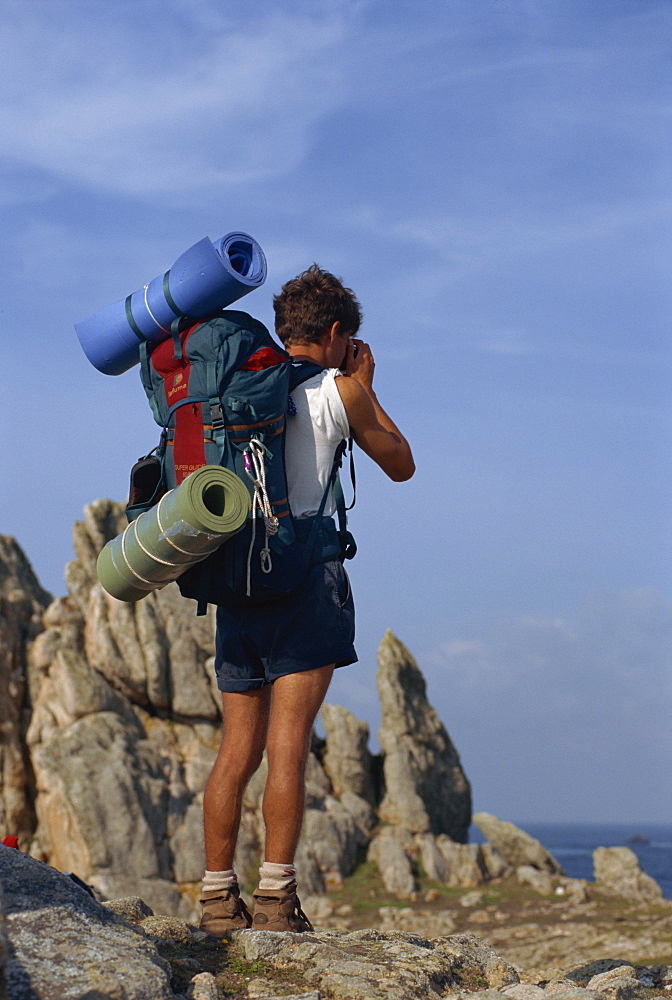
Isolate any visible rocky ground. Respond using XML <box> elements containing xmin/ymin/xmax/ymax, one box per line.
<box><xmin>2</xmin><ymin>844</ymin><xmax>671</xmax><ymax>1000</ymax></box>
<box><xmin>319</xmin><ymin>863</ymin><xmax>672</xmax><ymax>972</ymax></box>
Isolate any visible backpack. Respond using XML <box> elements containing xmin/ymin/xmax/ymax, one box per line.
<box><xmin>130</xmin><ymin>310</ymin><xmax>355</xmax><ymax>612</ymax></box>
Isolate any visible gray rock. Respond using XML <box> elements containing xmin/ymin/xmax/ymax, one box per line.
<box><xmin>588</xmin><ymin>966</ymin><xmax>637</xmax><ymax>988</ymax></box>
<box><xmin>0</xmin><ymin>535</ymin><xmax>52</xmax><ymax>608</ymax></box>
<box><xmin>321</xmin><ymin>702</ymin><xmax>375</xmax><ymax>804</ymax></box>
<box><xmin>433</xmin><ymin>932</ymin><xmax>519</xmax><ymax>989</ymax></box>
<box><xmin>30</xmin><ymin>711</ymin><xmax>165</xmax><ymax>879</ymax></box>
<box><xmin>376</xmin><ymin>631</ymin><xmax>471</xmax><ymax>840</ymax></box>
<box><xmin>485</xmin><ymin>956</ymin><xmax>520</xmax><ymax>987</ymax></box>
<box><xmin>481</xmin><ymin>842</ymin><xmax>512</xmax><ymax>879</ymax></box>
<box><xmin>301</xmin><ymin>800</ymin><xmax>359</xmax><ymax>889</ymax></box>
<box><xmin>544</xmin><ymin>989</ymin><xmax>603</xmax><ymax>1000</ymax></box>
<box><xmin>469</xmin><ymin>992</ymin><xmax>513</xmax><ymax>1000</ymax></box>
<box><xmin>102</xmin><ymin>895</ymin><xmax>154</xmax><ymax>924</ymax></box>
<box><xmin>235</xmin><ymin>927</ymin><xmax>459</xmax><ymax>1000</ymax></box>
<box><xmin>587</xmin><ymin>967</ymin><xmax>651</xmax><ymax>1000</ymax></box>
<box><xmin>0</xmin><ymin>847</ymin><xmax>176</xmax><ymax>999</ymax></box>
<box><xmin>435</xmin><ymin>836</ymin><xmax>489</xmax><ymax>887</ymax></box>
<box><xmin>339</xmin><ymin>790</ymin><xmax>377</xmax><ymax>843</ymax></box>
<box><xmin>516</xmin><ymin>864</ymin><xmax>555</xmax><ymax>895</ymax></box>
<box><xmin>0</xmin><ymin>536</ymin><xmax>51</xmax><ymax>847</ymax></box>
<box><xmin>0</xmin><ymin>877</ymin><xmax>7</xmax><ymax>1000</ymax></box>
<box><xmin>416</xmin><ymin>832</ymin><xmax>449</xmax><ymax>882</ymax></box>
<box><xmin>473</xmin><ymin>813</ymin><xmax>563</xmax><ymax>873</ymax></box>
<box><xmin>186</xmin><ymin>972</ymin><xmax>223</xmax><ymax>999</ymax></box>
<box><xmin>94</xmin><ymin>875</ymin><xmax>194</xmax><ymax>921</ymax></box>
<box><xmin>251</xmin><ymin>993</ymin><xmax>320</xmax><ymax>1000</ymax></box>
<box><xmin>556</xmin><ymin>877</ymin><xmax>590</xmax><ymax>903</ymax></box>
<box><xmin>593</xmin><ymin>846</ymin><xmax>664</xmax><ymax>902</ymax></box>
<box><xmin>502</xmin><ymin>986</ymin><xmax>547</xmax><ymax>999</ymax></box>
<box><xmin>368</xmin><ymin>828</ymin><xmax>417</xmax><ymax>898</ymax></box>
<box><xmin>18</xmin><ymin>501</ymin><xmax>225</xmax><ymax>914</ymax></box>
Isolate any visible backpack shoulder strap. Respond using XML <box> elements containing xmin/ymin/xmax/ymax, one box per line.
<box><xmin>288</xmin><ymin>359</ymin><xmax>325</xmax><ymax>390</ymax></box>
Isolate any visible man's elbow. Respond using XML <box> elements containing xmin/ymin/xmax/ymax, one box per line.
<box><xmin>387</xmin><ymin>456</ymin><xmax>416</xmax><ymax>482</ymax></box>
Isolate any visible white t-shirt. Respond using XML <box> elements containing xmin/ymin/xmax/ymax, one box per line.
<box><xmin>285</xmin><ymin>368</ymin><xmax>350</xmax><ymax>518</ymax></box>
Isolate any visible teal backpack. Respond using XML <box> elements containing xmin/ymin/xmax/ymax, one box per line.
<box><xmin>129</xmin><ymin>310</ymin><xmax>355</xmax><ymax>612</ymax></box>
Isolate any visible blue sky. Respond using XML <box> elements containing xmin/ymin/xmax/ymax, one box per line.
<box><xmin>1</xmin><ymin>0</ymin><xmax>670</xmax><ymax>824</ymax></box>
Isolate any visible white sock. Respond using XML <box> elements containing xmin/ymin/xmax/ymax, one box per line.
<box><xmin>202</xmin><ymin>869</ymin><xmax>238</xmax><ymax>893</ymax></box>
<box><xmin>258</xmin><ymin>861</ymin><xmax>296</xmax><ymax>891</ymax></box>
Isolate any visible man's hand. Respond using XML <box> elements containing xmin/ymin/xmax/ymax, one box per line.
<box><xmin>337</xmin><ymin>341</ymin><xmax>415</xmax><ymax>483</ymax></box>
<box><xmin>344</xmin><ymin>338</ymin><xmax>375</xmax><ymax>393</ymax></box>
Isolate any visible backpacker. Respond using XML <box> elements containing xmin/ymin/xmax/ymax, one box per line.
<box><xmin>130</xmin><ymin>310</ymin><xmax>355</xmax><ymax>612</ymax></box>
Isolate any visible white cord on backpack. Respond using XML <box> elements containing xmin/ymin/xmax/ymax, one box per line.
<box><xmin>143</xmin><ymin>284</ymin><xmax>171</xmax><ymax>335</ymax></box>
<box><xmin>243</xmin><ymin>438</ymin><xmax>279</xmax><ymax>595</ymax></box>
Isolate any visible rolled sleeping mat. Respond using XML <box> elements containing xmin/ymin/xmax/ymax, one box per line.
<box><xmin>75</xmin><ymin>231</ymin><xmax>267</xmax><ymax>376</ymax></box>
<box><xmin>97</xmin><ymin>465</ymin><xmax>250</xmax><ymax>602</ymax></box>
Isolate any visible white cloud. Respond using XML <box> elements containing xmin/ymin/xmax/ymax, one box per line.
<box><xmin>0</xmin><ymin>7</ymin><xmax>353</xmax><ymax>194</ymax></box>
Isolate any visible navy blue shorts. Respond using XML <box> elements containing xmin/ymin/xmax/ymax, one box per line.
<box><xmin>214</xmin><ymin>559</ymin><xmax>357</xmax><ymax>692</ymax></box>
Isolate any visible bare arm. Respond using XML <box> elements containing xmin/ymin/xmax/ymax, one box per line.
<box><xmin>335</xmin><ymin>339</ymin><xmax>415</xmax><ymax>482</ymax></box>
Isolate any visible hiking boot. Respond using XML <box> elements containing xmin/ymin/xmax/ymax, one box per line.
<box><xmin>199</xmin><ymin>885</ymin><xmax>252</xmax><ymax>936</ymax></box>
<box><xmin>252</xmin><ymin>882</ymin><xmax>314</xmax><ymax>932</ymax></box>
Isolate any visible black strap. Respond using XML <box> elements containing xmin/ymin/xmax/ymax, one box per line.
<box><xmin>288</xmin><ymin>358</ymin><xmax>325</xmax><ymax>390</ymax></box>
<box><xmin>196</xmin><ymin>557</ymin><xmax>214</xmax><ymax>616</ymax></box>
<box><xmin>171</xmin><ymin>316</ymin><xmax>183</xmax><ymax>360</ymax></box>
<box><xmin>125</xmin><ymin>295</ymin><xmax>147</xmax><ymax>342</ymax></box>
<box><xmin>304</xmin><ymin>439</ymin><xmax>346</xmax><ymax>554</ymax></box>
<box><xmin>345</xmin><ymin>436</ymin><xmax>356</xmax><ymax>511</ymax></box>
<box><xmin>162</xmin><ymin>270</ymin><xmax>181</xmax><ymax>317</ymax></box>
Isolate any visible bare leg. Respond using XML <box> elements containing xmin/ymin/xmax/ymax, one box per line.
<box><xmin>203</xmin><ymin>686</ymin><xmax>272</xmax><ymax>871</ymax></box>
<box><xmin>262</xmin><ymin>665</ymin><xmax>335</xmax><ymax>863</ymax></box>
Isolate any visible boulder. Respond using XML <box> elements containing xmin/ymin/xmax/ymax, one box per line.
<box><xmin>481</xmin><ymin>842</ymin><xmax>512</xmax><ymax>879</ymax></box>
<box><xmin>321</xmin><ymin>702</ymin><xmax>375</xmax><ymax>804</ymax></box>
<box><xmin>0</xmin><ymin>536</ymin><xmax>51</xmax><ymax>847</ymax></box>
<box><xmin>367</xmin><ymin>827</ymin><xmax>417</xmax><ymax>897</ymax></box>
<box><xmin>587</xmin><ymin>965</ymin><xmax>652</xmax><ymax>1000</ymax></box>
<box><xmin>416</xmin><ymin>832</ymin><xmax>450</xmax><ymax>883</ymax></box>
<box><xmin>473</xmin><ymin>813</ymin><xmax>563</xmax><ymax>874</ymax></box>
<box><xmin>516</xmin><ymin>865</ymin><xmax>555</xmax><ymax>896</ymax></box>
<box><xmin>237</xmin><ymin>925</ymin><xmax>460</xmax><ymax>999</ymax></box>
<box><xmin>0</xmin><ymin>846</ymin><xmax>176</xmax><ymax>999</ymax></box>
<box><xmin>0</xmin><ymin>877</ymin><xmax>7</xmax><ymax>1000</ymax></box>
<box><xmin>376</xmin><ymin>631</ymin><xmax>472</xmax><ymax>840</ymax></box>
<box><xmin>21</xmin><ymin>501</ymin><xmax>222</xmax><ymax>915</ymax></box>
<box><xmin>593</xmin><ymin>846</ymin><xmax>663</xmax><ymax>902</ymax></box>
<box><xmin>435</xmin><ymin>835</ymin><xmax>489</xmax><ymax>887</ymax></box>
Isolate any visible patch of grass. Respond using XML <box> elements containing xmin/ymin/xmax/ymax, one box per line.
<box><xmin>227</xmin><ymin>956</ymin><xmax>269</xmax><ymax>977</ymax></box>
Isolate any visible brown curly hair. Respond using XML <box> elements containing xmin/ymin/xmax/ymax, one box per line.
<box><xmin>273</xmin><ymin>264</ymin><xmax>362</xmax><ymax>347</ymax></box>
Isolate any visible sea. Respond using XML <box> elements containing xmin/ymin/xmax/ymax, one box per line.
<box><xmin>469</xmin><ymin>821</ymin><xmax>672</xmax><ymax>900</ymax></box>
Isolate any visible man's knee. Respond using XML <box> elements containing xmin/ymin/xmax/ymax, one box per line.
<box><xmin>265</xmin><ymin>732</ymin><xmax>311</xmax><ymax>778</ymax></box>
<box><xmin>211</xmin><ymin>743</ymin><xmax>265</xmax><ymax>784</ymax></box>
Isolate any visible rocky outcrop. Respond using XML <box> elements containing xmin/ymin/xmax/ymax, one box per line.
<box><xmin>321</xmin><ymin>703</ymin><xmax>376</xmax><ymax>805</ymax></box>
<box><xmin>1</xmin><ymin>846</ymin><xmax>174</xmax><ymax>1000</ymax></box>
<box><xmin>473</xmin><ymin>814</ymin><xmax>563</xmax><ymax>875</ymax></box>
<box><xmin>0</xmin><ymin>536</ymin><xmax>51</xmax><ymax>849</ymax></box>
<box><xmin>376</xmin><ymin>631</ymin><xmax>472</xmax><ymax>840</ymax></box>
<box><xmin>236</xmin><ymin>927</ymin><xmax>520</xmax><ymax>1000</ymax></box>
<box><xmin>2</xmin><ymin>503</ymin><xmax>474</xmax><ymax>914</ymax></box>
<box><xmin>593</xmin><ymin>846</ymin><xmax>664</xmax><ymax>902</ymax></box>
<box><xmin>3</xmin><ymin>845</ymin><xmax>671</xmax><ymax>1000</ymax></box>
<box><xmin>4</xmin><ymin>508</ymin><xmax>667</xmax><ymax>931</ymax></box>
<box><xmin>19</xmin><ymin>501</ymin><xmax>223</xmax><ymax>917</ymax></box>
